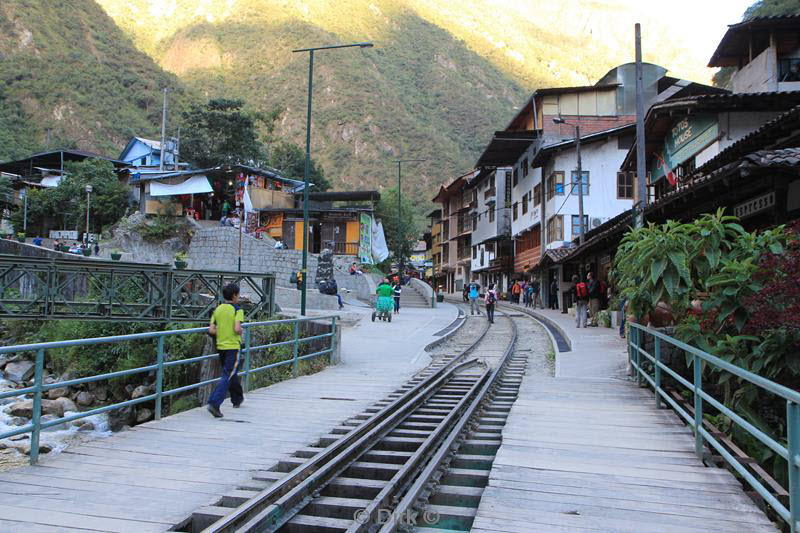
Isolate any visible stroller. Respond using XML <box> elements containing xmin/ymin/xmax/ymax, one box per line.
<box><xmin>371</xmin><ymin>294</ymin><xmax>394</xmax><ymax>322</ymax></box>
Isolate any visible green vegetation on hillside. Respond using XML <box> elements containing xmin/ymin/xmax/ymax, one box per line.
<box><xmin>0</xmin><ymin>1</ymin><xmax>193</xmax><ymax>161</ymax></box>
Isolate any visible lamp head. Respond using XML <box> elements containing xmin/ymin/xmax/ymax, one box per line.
<box><xmin>359</xmin><ymin>42</ymin><xmax>374</xmax><ymax>48</ymax></box>
<box><xmin>552</xmin><ymin>117</ymin><xmax>566</xmax><ymax>125</ymax></box>
<box><xmin>85</xmin><ymin>184</ymin><xmax>93</xmax><ymax>194</ymax></box>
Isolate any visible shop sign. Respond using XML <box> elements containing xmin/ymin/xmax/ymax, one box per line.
<box><xmin>359</xmin><ymin>213</ymin><xmax>373</xmax><ymax>264</ymax></box>
<box><xmin>650</xmin><ymin>114</ymin><xmax>718</xmax><ymax>183</ymax></box>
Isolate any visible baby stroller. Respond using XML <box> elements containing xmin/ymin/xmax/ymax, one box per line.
<box><xmin>371</xmin><ymin>294</ymin><xmax>394</xmax><ymax>322</ymax></box>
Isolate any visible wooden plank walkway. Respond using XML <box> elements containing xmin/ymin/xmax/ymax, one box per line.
<box><xmin>0</xmin><ymin>304</ymin><xmax>459</xmax><ymax>532</ymax></box>
<box><xmin>471</xmin><ymin>307</ymin><xmax>776</xmax><ymax>532</ymax></box>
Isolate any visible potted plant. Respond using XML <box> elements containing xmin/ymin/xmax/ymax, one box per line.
<box><xmin>16</xmin><ymin>232</ymin><xmax>25</xmax><ymax>243</ymax></box>
<box><xmin>110</xmin><ymin>249</ymin><xmax>122</xmax><ymax>261</ymax></box>
<box><xmin>174</xmin><ymin>251</ymin><xmax>188</xmax><ymax>269</ymax></box>
<box><xmin>82</xmin><ymin>247</ymin><xmax>92</xmax><ymax>256</ymax></box>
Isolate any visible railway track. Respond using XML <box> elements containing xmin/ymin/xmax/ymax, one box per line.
<box><xmin>186</xmin><ymin>309</ymin><xmax>531</xmax><ymax>533</ymax></box>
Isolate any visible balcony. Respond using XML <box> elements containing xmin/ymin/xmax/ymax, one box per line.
<box><xmin>484</xmin><ymin>187</ymin><xmax>496</xmax><ymax>200</ymax></box>
<box><xmin>488</xmin><ymin>256</ymin><xmax>513</xmax><ymax>270</ymax></box>
<box><xmin>332</xmin><ymin>242</ymin><xmax>360</xmax><ymax>255</ymax></box>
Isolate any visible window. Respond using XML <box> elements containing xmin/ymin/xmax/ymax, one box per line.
<box><xmin>522</xmin><ymin>193</ymin><xmax>528</xmax><ymax>215</ymax></box>
<box><xmin>522</xmin><ymin>157</ymin><xmax>529</xmax><ymax>177</ymax></box>
<box><xmin>504</xmin><ymin>171</ymin><xmax>512</xmax><ymax>205</ymax></box>
<box><xmin>617</xmin><ymin>171</ymin><xmax>634</xmax><ymax>199</ymax></box>
<box><xmin>485</xmin><ymin>242</ymin><xmax>495</xmax><ymax>254</ymax></box>
<box><xmin>516</xmin><ymin>228</ymin><xmax>541</xmax><ymax>253</ymax></box>
<box><xmin>571</xmin><ymin>215</ymin><xmax>588</xmax><ymax>238</ymax></box>
<box><xmin>489</xmin><ymin>205</ymin><xmax>495</xmax><ymax>223</ymax></box>
<box><xmin>472</xmin><ymin>245</ymin><xmax>477</xmax><ymax>259</ymax></box>
<box><xmin>140</xmin><ymin>156</ymin><xmax>147</xmax><ymax>165</ymax></box>
<box><xmin>533</xmin><ymin>184</ymin><xmax>541</xmax><ymax>207</ymax></box>
<box><xmin>546</xmin><ymin>215</ymin><xmax>564</xmax><ymax>244</ymax></box>
<box><xmin>570</xmin><ymin>171</ymin><xmax>589</xmax><ymax>195</ymax></box>
<box><xmin>547</xmin><ymin>171</ymin><xmax>565</xmax><ymax>200</ymax></box>
<box><xmin>513</xmin><ymin>168</ymin><xmax>518</xmax><ymax>187</ymax></box>
<box><xmin>512</xmin><ymin>202</ymin><xmax>518</xmax><ymax>221</ymax></box>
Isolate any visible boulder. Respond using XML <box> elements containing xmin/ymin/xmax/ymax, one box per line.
<box><xmin>9</xmin><ymin>399</ymin><xmax>65</xmax><ymax>418</ymax></box>
<box><xmin>135</xmin><ymin>408</ymin><xmax>153</xmax><ymax>424</ymax></box>
<box><xmin>124</xmin><ymin>384</ymin><xmax>135</xmax><ymax>396</ymax></box>
<box><xmin>315</xmin><ymin>247</ymin><xmax>334</xmax><ymax>284</ymax></box>
<box><xmin>77</xmin><ymin>421</ymin><xmax>95</xmax><ymax>432</ymax></box>
<box><xmin>47</xmin><ymin>387</ymin><xmax>70</xmax><ymax>400</ymax></box>
<box><xmin>4</xmin><ymin>360</ymin><xmax>35</xmax><ymax>383</ymax></box>
<box><xmin>108</xmin><ymin>405</ymin><xmax>135</xmax><ymax>432</ymax></box>
<box><xmin>14</xmin><ymin>443</ymin><xmax>52</xmax><ymax>455</ymax></box>
<box><xmin>41</xmin><ymin>414</ymin><xmax>68</xmax><ymax>432</ymax></box>
<box><xmin>76</xmin><ymin>391</ymin><xmax>94</xmax><ymax>406</ymax></box>
<box><xmin>94</xmin><ymin>386</ymin><xmax>108</xmax><ymax>402</ymax></box>
<box><xmin>11</xmin><ymin>417</ymin><xmax>27</xmax><ymax>426</ymax></box>
<box><xmin>43</xmin><ymin>376</ymin><xmax>57</xmax><ymax>385</ymax></box>
<box><xmin>53</xmin><ymin>396</ymin><xmax>77</xmax><ymax>413</ymax></box>
<box><xmin>130</xmin><ymin>385</ymin><xmax>151</xmax><ymax>400</ymax></box>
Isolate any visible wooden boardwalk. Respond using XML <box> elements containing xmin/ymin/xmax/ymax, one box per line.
<box><xmin>471</xmin><ymin>311</ymin><xmax>776</xmax><ymax>532</ymax></box>
<box><xmin>0</xmin><ymin>304</ymin><xmax>459</xmax><ymax>532</ymax></box>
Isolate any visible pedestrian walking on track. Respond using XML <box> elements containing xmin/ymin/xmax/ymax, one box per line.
<box><xmin>485</xmin><ymin>283</ymin><xmax>497</xmax><ymax>324</ymax></box>
<box><xmin>467</xmin><ymin>280</ymin><xmax>481</xmax><ymax>315</ymax></box>
<box><xmin>570</xmin><ymin>275</ymin><xmax>589</xmax><ymax>328</ymax></box>
<box><xmin>207</xmin><ymin>283</ymin><xmax>244</xmax><ymax>418</ymax></box>
<box><xmin>393</xmin><ymin>280</ymin><xmax>402</xmax><ymax>314</ymax></box>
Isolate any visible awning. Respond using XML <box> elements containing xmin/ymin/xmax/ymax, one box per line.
<box><xmin>40</xmin><ymin>176</ymin><xmax>62</xmax><ymax>188</ymax></box>
<box><xmin>475</xmin><ymin>130</ymin><xmax>538</xmax><ymax>168</ymax></box>
<box><xmin>149</xmin><ymin>176</ymin><xmax>212</xmax><ymax>197</ymax></box>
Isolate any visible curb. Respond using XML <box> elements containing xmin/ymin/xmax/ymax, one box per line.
<box><xmin>496</xmin><ymin>302</ymin><xmax>572</xmax><ymax>352</ymax></box>
<box><xmin>424</xmin><ymin>304</ymin><xmax>467</xmax><ymax>352</ymax></box>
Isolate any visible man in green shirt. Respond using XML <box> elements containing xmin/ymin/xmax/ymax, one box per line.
<box><xmin>207</xmin><ymin>283</ymin><xmax>245</xmax><ymax>418</ymax></box>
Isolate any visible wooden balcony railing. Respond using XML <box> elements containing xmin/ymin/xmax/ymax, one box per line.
<box><xmin>332</xmin><ymin>242</ymin><xmax>360</xmax><ymax>255</ymax></box>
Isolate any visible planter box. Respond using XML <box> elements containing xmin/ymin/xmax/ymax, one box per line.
<box><xmin>174</xmin><ymin>260</ymin><xmax>187</xmax><ymax>269</ymax></box>
<box><xmin>111</xmin><ymin>253</ymin><xmax>122</xmax><ymax>261</ymax></box>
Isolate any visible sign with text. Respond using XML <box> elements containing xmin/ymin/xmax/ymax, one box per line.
<box><xmin>359</xmin><ymin>213</ymin><xmax>373</xmax><ymax>264</ymax></box>
<box><xmin>49</xmin><ymin>230</ymin><xmax>78</xmax><ymax>240</ymax></box>
<box><xmin>650</xmin><ymin>114</ymin><xmax>718</xmax><ymax>184</ymax></box>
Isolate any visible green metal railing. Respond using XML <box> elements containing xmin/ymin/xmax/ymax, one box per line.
<box><xmin>0</xmin><ymin>254</ymin><xmax>276</xmax><ymax>322</ymax></box>
<box><xmin>628</xmin><ymin>323</ymin><xmax>800</xmax><ymax>531</ymax></box>
<box><xmin>0</xmin><ymin>315</ymin><xmax>338</xmax><ymax>465</ymax></box>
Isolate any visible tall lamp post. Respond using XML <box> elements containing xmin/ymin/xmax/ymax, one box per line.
<box><xmin>552</xmin><ymin>117</ymin><xmax>585</xmax><ymax>246</ymax></box>
<box><xmin>84</xmin><ymin>184</ymin><xmax>93</xmax><ymax>245</ymax></box>
<box><xmin>293</xmin><ymin>41</ymin><xmax>373</xmax><ymax>316</ymax></box>
<box><xmin>394</xmin><ymin>158</ymin><xmax>425</xmax><ymax>276</ymax></box>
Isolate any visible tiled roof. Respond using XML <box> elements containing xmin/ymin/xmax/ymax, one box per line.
<box><xmin>743</xmin><ymin>148</ymin><xmax>800</xmax><ymax>167</ymax></box>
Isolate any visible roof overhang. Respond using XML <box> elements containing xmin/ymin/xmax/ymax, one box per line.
<box><xmin>709</xmin><ymin>15</ymin><xmax>800</xmax><ymax>67</ymax></box>
<box><xmin>475</xmin><ymin>130</ymin><xmax>538</xmax><ymax>168</ymax></box>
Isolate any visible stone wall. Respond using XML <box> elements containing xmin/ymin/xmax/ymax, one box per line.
<box><xmin>188</xmin><ymin>227</ymin><xmax>319</xmax><ymax>288</ymax></box>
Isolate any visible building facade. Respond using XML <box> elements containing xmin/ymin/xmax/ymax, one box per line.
<box><xmin>468</xmin><ymin>167</ymin><xmax>512</xmax><ymax>292</ymax></box>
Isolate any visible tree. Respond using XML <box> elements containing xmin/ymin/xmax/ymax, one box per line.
<box><xmin>375</xmin><ymin>187</ymin><xmax>420</xmax><ymax>269</ymax></box>
<box><xmin>10</xmin><ymin>159</ymin><xmax>130</xmax><ymax>236</ymax></box>
<box><xmin>180</xmin><ymin>99</ymin><xmax>275</xmax><ymax>169</ymax></box>
<box><xmin>268</xmin><ymin>142</ymin><xmax>331</xmax><ymax>192</ymax></box>
<box><xmin>744</xmin><ymin>0</ymin><xmax>800</xmax><ymax>18</ymax></box>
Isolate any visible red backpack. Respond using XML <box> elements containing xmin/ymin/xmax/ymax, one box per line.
<box><xmin>575</xmin><ymin>282</ymin><xmax>588</xmax><ymax>299</ymax></box>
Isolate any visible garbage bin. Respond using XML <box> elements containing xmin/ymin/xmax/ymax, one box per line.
<box><xmin>436</xmin><ymin>294</ymin><xmax>444</xmax><ymax>303</ymax></box>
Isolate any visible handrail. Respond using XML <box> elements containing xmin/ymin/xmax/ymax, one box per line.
<box><xmin>0</xmin><ymin>315</ymin><xmax>339</xmax><ymax>465</ymax></box>
<box><xmin>628</xmin><ymin>323</ymin><xmax>799</xmax><ymax>532</ymax></box>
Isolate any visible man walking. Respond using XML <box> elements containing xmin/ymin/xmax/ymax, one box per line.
<box><xmin>530</xmin><ymin>277</ymin><xmax>541</xmax><ymax>309</ymax></box>
<box><xmin>511</xmin><ymin>281</ymin><xmax>521</xmax><ymax>304</ymax></box>
<box><xmin>485</xmin><ymin>283</ymin><xmax>497</xmax><ymax>324</ymax></box>
<box><xmin>467</xmin><ymin>279</ymin><xmax>481</xmax><ymax>315</ymax></box>
<box><xmin>570</xmin><ymin>275</ymin><xmax>589</xmax><ymax>328</ymax></box>
<box><xmin>393</xmin><ymin>279</ymin><xmax>402</xmax><ymax>314</ymax></box>
<box><xmin>207</xmin><ymin>283</ymin><xmax>245</xmax><ymax>418</ymax></box>
<box><xmin>587</xmin><ymin>272</ymin><xmax>601</xmax><ymax>327</ymax></box>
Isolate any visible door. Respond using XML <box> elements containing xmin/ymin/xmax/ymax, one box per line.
<box><xmin>283</xmin><ymin>221</ymin><xmax>295</xmax><ymax>249</ymax></box>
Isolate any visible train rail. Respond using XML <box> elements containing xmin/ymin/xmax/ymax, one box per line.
<box><xmin>183</xmin><ymin>309</ymin><xmax>529</xmax><ymax>533</ymax></box>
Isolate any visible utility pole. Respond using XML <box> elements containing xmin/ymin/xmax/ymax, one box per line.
<box><xmin>635</xmin><ymin>23</ymin><xmax>646</xmax><ymax>228</ymax></box>
<box><xmin>394</xmin><ymin>158</ymin><xmax>425</xmax><ymax>275</ymax></box>
<box><xmin>159</xmin><ymin>87</ymin><xmax>168</xmax><ymax>172</ymax></box>
<box><xmin>175</xmin><ymin>126</ymin><xmax>181</xmax><ymax>171</ymax></box>
<box><xmin>576</xmin><ymin>124</ymin><xmax>585</xmax><ymax>245</ymax></box>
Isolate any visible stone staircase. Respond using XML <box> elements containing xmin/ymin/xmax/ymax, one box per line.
<box><xmin>398</xmin><ymin>282</ymin><xmax>430</xmax><ymax>308</ymax></box>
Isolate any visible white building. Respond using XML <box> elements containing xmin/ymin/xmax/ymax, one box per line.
<box><xmin>468</xmin><ymin>167</ymin><xmax>512</xmax><ymax>291</ymax></box>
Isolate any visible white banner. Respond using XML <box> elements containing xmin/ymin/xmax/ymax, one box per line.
<box><xmin>49</xmin><ymin>230</ymin><xmax>78</xmax><ymax>240</ymax></box>
<box><xmin>149</xmin><ymin>176</ymin><xmax>212</xmax><ymax>197</ymax></box>
<box><xmin>371</xmin><ymin>217</ymin><xmax>389</xmax><ymax>263</ymax></box>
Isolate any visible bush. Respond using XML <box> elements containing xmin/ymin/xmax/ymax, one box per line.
<box><xmin>139</xmin><ymin>215</ymin><xmax>182</xmax><ymax>242</ymax></box>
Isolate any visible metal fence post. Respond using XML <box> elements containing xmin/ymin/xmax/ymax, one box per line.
<box><xmin>29</xmin><ymin>348</ymin><xmax>45</xmax><ymax>464</ymax></box>
<box><xmin>243</xmin><ymin>327</ymin><xmax>252</xmax><ymax>392</ymax></box>
<box><xmin>693</xmin><ymin>353</ymin><xmax>704</xmax><ymax>460</ymax></box>
<box><xmin>155</xmin><ymin>336</ymin><xmax>164</xmax><ymax>420</ymax></box>
<box><xmin>330</xmin><ymin>316</ymin><xmax>338</xmax><ymax>364</ymax></box>
<box><xmin>654</xmin><ymin>336</ymin><xmax>662</xmax><ymax>409</ymax></box>
<box><xmin>788</xmin><ymin>401</ymin><xmax>800</xmax><ymax>533</ymax></box>
<box><xmin>635</xmin><ymin>328</ymin><xmax>643</xmax><ymax>386</ymax></box>
<box><xmin>292</xmin><ymin>320</ymin><xmax>300</xmax><ymax>378</ymax></box>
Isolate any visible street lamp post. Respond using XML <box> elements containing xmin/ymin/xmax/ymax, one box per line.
<box><xmin>394</xmin><ymin>159</ymin><xmax>425</xmax><ymax>276</ymax></box>
<box><xmin>293</xmin><ymin>42</ymin><xmax>373</xmax><ymax>316</ymax></box>
<box><xmin>84</xmin><ymin>184</ymin><xmax>93</xmax><ymax>245</ymax></box>
<box><xmin>553</xmin><ymin>118</ymin><xmax>585</xmax><ymax>246</ymax></box>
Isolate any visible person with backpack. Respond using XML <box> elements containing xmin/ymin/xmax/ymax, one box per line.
<box><xmin>570</xmin><ymin>275</ymin><xmax>589</xmax><ymax>328</ymax></box>
<box><xmin>207</xmin><ymin>283</ymin><xmax>245</xmax><ymax>418</ymax></box>
<box><xmin>484</xmin><ymin>283</ymin><xmax>497</xmax><ymax>324</ymax></box>
<box><xmin>467</xmin><ymin>280</ymin><xmax>481</xmax><ymax>315</ymax></box>
<box><xmin>587</xmin><ymin>272</ymin><xmax>601</xmax><ymax>327</ymax></box>
<box><xmin>511</xmin><ymin>281</ymin><xmax>521</xmax><ymax>304</ymax></box>
<box><xmin>530</xmin><ymin>278</ymin><xmax>541</xmax><ymax>309</ymax></box>
<box><xmin>549</xmin><ymin>279</ymin><xmax>559</xmax><ymax>309</ymax></box>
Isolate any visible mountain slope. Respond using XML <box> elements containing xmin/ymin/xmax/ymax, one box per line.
<box><xmin>0</xmin><ymin>1</ymin><xmax>193</xmax><ymax>161</ymax></box>
<box><xmin>97</xmin><ymin>0</ymin><xmax>713</xmax><ymax>200</ymax></box>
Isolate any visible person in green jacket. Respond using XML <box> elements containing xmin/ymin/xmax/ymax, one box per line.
<box><xmin>374</xmin><ymin>278</ymin><xmax>395</xmax><ymax>320</ymax></box>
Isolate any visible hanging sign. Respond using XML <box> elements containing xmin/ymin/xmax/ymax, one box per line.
<box><xmin>650</xmin><ymin>114</ymin><xmax>718</xmax><ymax>184</ymax></box>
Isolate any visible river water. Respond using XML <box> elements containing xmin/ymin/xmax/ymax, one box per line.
<box><xmin>0</xmin><ymin>377</ymin><xmax>111</xmax><ymax>471</ymax></box>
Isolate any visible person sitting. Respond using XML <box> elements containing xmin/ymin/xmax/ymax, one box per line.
<box><xmin>32</xmin><ymin>236</ymin><xmax>43</xmax><ymax>247</ymax></box>
<box><xmin>349</xmin><ymin>262</ymin><xmax>363</xmax><ymax>275</ymax></box>
<box><xmin>274</xmin><ymin>239</ymin><xmax>285</xmax><ymax>249</ymax></box>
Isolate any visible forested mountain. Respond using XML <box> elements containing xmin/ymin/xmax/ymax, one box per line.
<box><xmin>3</xmin><ymin>0</ymin><xmax>722</xmax><ymax>201</ymax></box>
<box><xmin>0</xmin><ymin>1</ymin><xmax>194</xmax><ymax>161</ymax></box>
